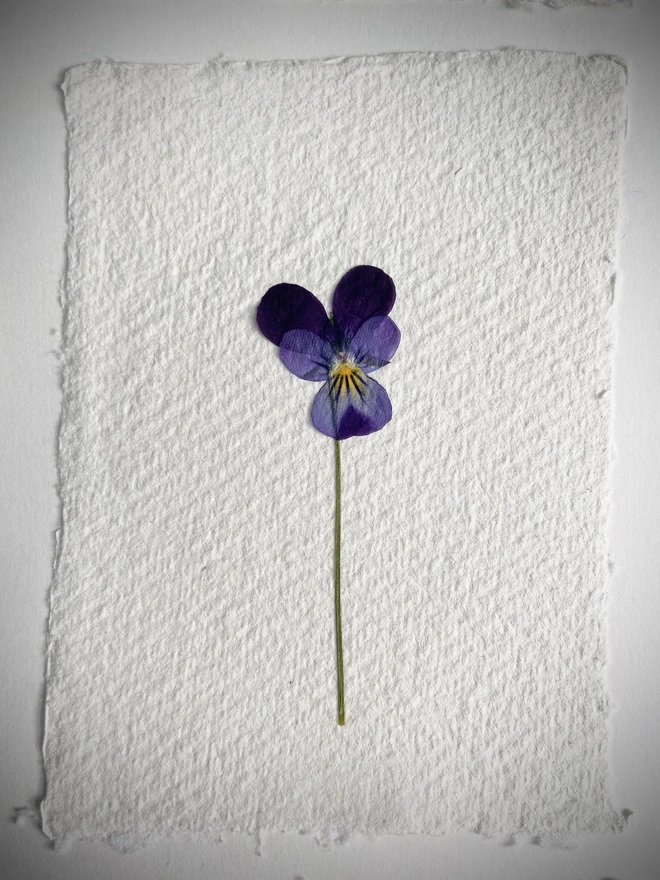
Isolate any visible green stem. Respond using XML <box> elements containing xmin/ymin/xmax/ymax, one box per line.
<box><xmin>334</xmin><ymin>438</ymin><xmax>345</xmax><ymax>726</ymax></box>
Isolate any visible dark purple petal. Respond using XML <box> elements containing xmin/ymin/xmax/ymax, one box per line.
<box><xmin>331</xmin><ymin>266</ymin><xmax>396</xmax><ymax>339</ymax></box>
<box><xmin>322</xmin><ymin>318</ymin><xmax>342</xmax><ymax>348</ymax></box>
<box><xmin>257</xmin><ymin>283</ymin><xmax>327</xmax><ymax>345</ymax></box>
<box><xmin>280</xmin><ymin>329</ymin><xmax>333</xmax><ymax>381</ymax></box>
<box><xmin>348</xmin><ymin>315</ymin><xmax>401</xmax><ymax>373</ymax></box>
<box><xmin>311</xmin><ymin>373</ymin><xmax>393</xmax><ymax>440</ymax></box>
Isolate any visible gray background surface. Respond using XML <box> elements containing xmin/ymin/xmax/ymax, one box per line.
<box><xmin>1</xmin><ymin>1</ymin><xmax>659</xmax><ymax>878</ymax></box>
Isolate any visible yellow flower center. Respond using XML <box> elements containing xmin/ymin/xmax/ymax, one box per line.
<box><xmin>329</xmin><ymin>359</ymin><xmax>367</xmax><ymax>401</ymax></box>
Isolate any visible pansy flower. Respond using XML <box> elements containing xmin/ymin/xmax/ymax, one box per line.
<box><xmin>257</xmin><ymin>266</ymin><xmax>400</xmax><ymax>439</ymax></box>
<box><xmin>257</xmin><ymin>266</ymin><xmax>400</xmax><ymax>726</ymax></box>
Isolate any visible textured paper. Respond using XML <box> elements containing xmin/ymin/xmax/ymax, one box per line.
<box><xmin>509</xmin><ymin>0</ymin><xmax>630</xmax><ymax>6</ymax></box>
<box><xmin>44</xmin><ymin>51</ymin><xmax>626</xmax><ymax>845</ymax></box>
<box><xmin>315</xmin><ymin>1</ymin><xmax>632</xmax><ymax>7</ymax></box>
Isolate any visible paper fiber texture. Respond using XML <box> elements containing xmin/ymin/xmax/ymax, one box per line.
<box><xmin>44</xmin><ymin>51</ymin><xmax>626</xmax><ymax>845</ymax></box>
<box><xmin>317</xmin><ymin>1</ymin><xmax>631</xmax><ymax>7</ymax></box>
<box><xmin>509</xmin><ymin>0</ymin><xmax>630</xmax><ymax>6</ymax></box>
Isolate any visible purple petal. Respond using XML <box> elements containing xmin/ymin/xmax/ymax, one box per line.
<box><xmin>331</xmin><ymin>266</ymin><xmax>396</xmax><ymax>339</ymax></box>
<box><xmin>280</xmin><ymin>329</ymin><xmax>333</xmax><ymax>381</ymax></box>
<box><xmin>348</xmin><ymin>315</ymin><xmax>401</xmax><ymax>373</ymax></box>
<box><xmin>257</xmin><ymin>283</ymin><xmax>327</xmax><ymax>345</ymax></box>
<box><xmin>336</xmin><ymin>376</ymin><xmax>392</xmax><ymax>439</ymax></box>
<box><xmin>310</xmin><ymin>382</ymin><xmax>338</xmax><ymax>438</ymax></box>
<box><xmin>311</xmin><ymin>374</ymin><xmax>393</xmax><ymax>440</ymax></box>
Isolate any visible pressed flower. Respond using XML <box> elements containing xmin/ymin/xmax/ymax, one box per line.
<box><xmin>257</xmin><ymin>266</ymin><xmax>400</xmax><ymax>725</ymax></box>
<box><xmin>257</xmin><ymin>266</ymin><xmax>400</xmax><ymax>439</ymax></box>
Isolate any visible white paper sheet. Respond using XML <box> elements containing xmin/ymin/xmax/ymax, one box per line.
<box><xmin>313</xmin><ymin>1</ymin><xmax>631</xmax><ymax>7</ymax></box>
<box><xmin>43</xmin><ymin>51</ymin><xmax>626</xmax><ymax>846</ymax></box>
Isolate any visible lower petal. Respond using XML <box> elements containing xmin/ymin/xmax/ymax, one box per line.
<box><xmin>311</xmin><ymin>375</ymin><xmax>393</xmax><ymax>440</ymax></box>
<box><xmin>336</xmin><ymin>375</ymin><xmax>392</xmax><ymax>440</ymax></box>
<box><xmin>311</xmin><ymin>382</ymin><xmax>338</xmax><ymax>438</ymax></box>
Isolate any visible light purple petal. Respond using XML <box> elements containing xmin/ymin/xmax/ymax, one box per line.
<box><xmin>280</xmin><ymin>329</ymin><xmax>333</xmax><ymax>381</ymax></box>
<box><xmin>310</xmin><ymin>381</ymin><xmax>338</xmax><ymax>438</ymax></box>
<box><xmin>311</xmin><ymin>373</ymin><xmax>393</xmax><ymax>440</ymax></box>
<box><xmin>348</xmin><ymin>315</ymin><xmax>401</xmax><ymax>373</ymax></box>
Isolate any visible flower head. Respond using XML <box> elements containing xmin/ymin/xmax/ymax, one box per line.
<box><xmin>257</xmin><ymin>266</ymin><xmax>400</xmax><ymax>440</ymax></box>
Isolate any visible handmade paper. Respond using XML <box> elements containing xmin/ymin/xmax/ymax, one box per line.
<box><xmin>43</xmin><ymin>51</ymin><xmax>626</xmax><ymax>845</ymax></box>
<box><xmin>317</xmin><ymin>1</ymin><xmax>631</xmax><ymax>7</ymax></box>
